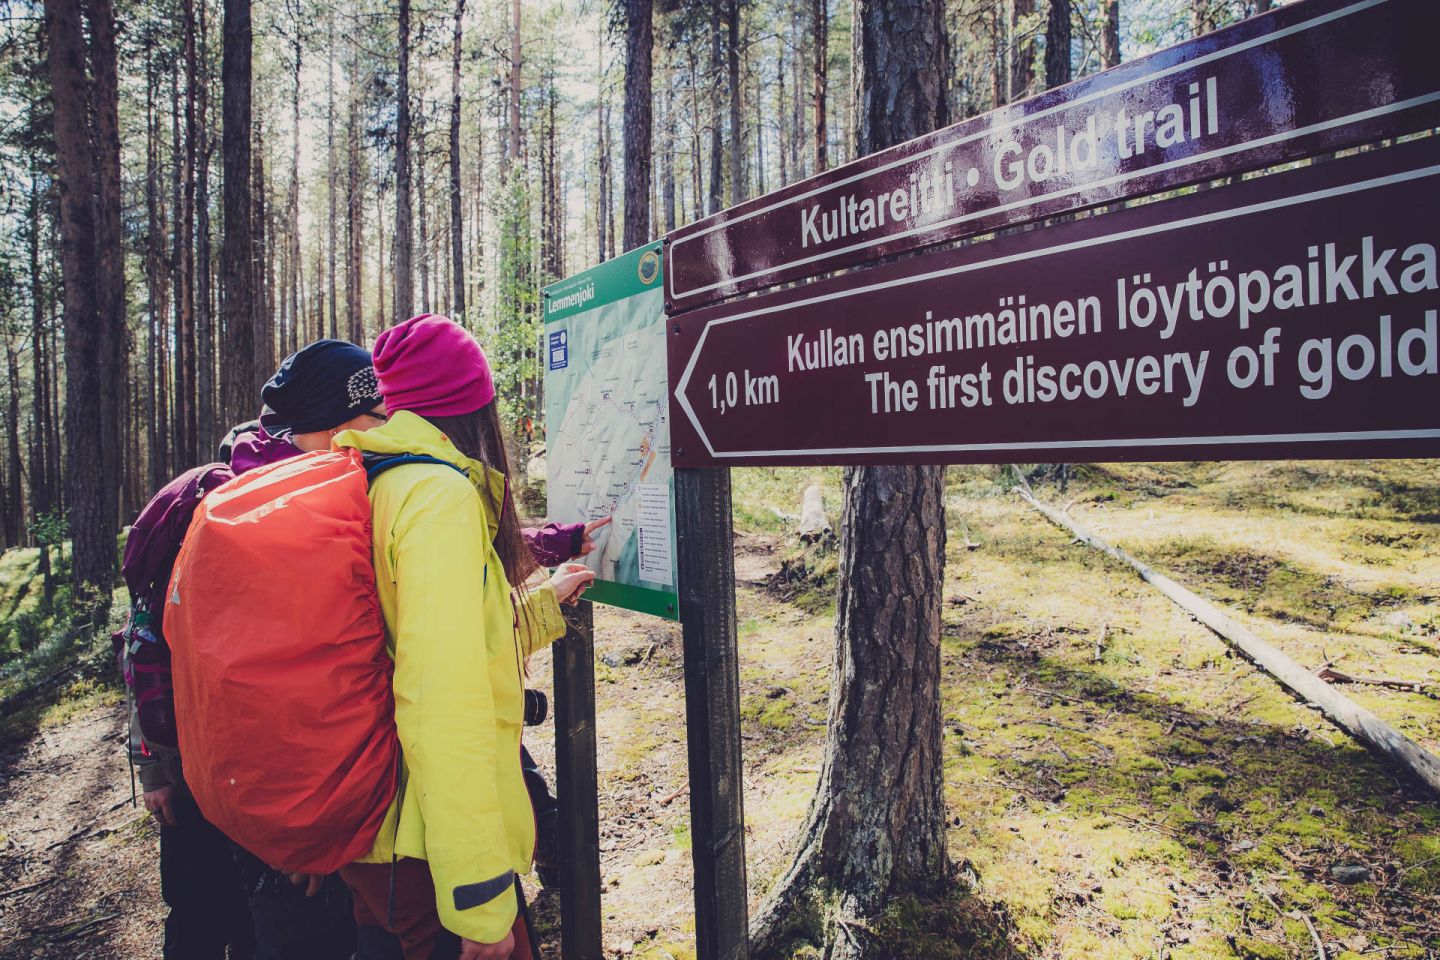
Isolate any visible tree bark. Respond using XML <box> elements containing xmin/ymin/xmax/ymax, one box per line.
<box><xmin>1045</xmin><ymin>0</ymin><xmax>1071</xmax><ymax>89</ymax></box>
<box><xmin>394</xmin><ymin>0</ymin><xmax>414</xmax><ymax>320</ymax></box>
<box><xmin>750</xmin><ymin>4</ymin><xmax>951</xmax><ymax>958</ymax></box>
<box><xmin>178</xmin><ymin>0</ymin><xmax>198</xmax><ymax>465</ymax></box>
<box><xmin>449</xmin><ymin>0</ymin><xmax>466</xmax><ymax>319</ymax></box>
<box><xmin>508</xmin><ymin>0</ymin><xmax>521</xmax><ymax>169</ymax></box>
<box><xmin>1100</xmin><ymin>0</ymin><xmax>1120</xmax><ymax>69</ymax></box>
<box><xmin>30</xmin><ymin>166</ymin><xmax>57</xmax><ymax>515</ymax></box>
<box><xmin>707</xmin><ymin>3</ymin><xmax>724</xmax><ymax>215</ymax></box>
<box><xmin>812</xmin><ymin>0</ymin><xmax>827</xmax><ymax>171</ymax></box>
<box><xmin>727</xmin><ymin>0</ymin><xmax>743</xmax><ymax>205</ymax></box>
<box><xmin>1190</xmin><ymin>0</ymin><xmax>1211</xmax><ymax>37</ymax></box>
<box><xmin>1009</xmin><ymin>0</ymin><xmax>1033</xmax><ymax>101</ymax></box>
<box><xmin>347</xmin><ymin>31</ymin><xmax>364</xmax><ymax>343</ymax></box>
<box><xmin>222</xmin><ymin>0</ymin><xmax>256</xmax><ymax>426</ymax></box>
<box><xmin>417</xmin><ymin>106</ymin><xmax>431</xmax><ymax>314</ymax></box>
<box><xmin>288</xmin><ymin>17</ymin><xmax>302</xmax><ymax>345</ymax></box>
<box><xmin>662</xmin><ymin>46</ymin><xmax>677</xmax><ymax>232</ymax></box>
<box><xmin>776</xmin><ymin>34</ymin><xmax>789</xmax><ymax>186</ymax></box>
<box><xmin>622</xmin><ymin>0</ymin><xmax>653</xmax><ymax>252</ymax></box>
<box><xmin>327</xmin><ymin>7</ymin><xmax>338</xmax><ymax>339</ymax></box>
<box><xmin>596</xmin><ymin>92</ymin><xmax>609</xmax><ymax>262</ymax></box>
<box><xmin>255</xmin><ymin>117</ymin><xmax>274</xmax><ymax>380</ymax></box>
<box><xmin>196</xmin><ymin>0</ymin><xmax>215</xmax><ymax>447</ymax></box>
<box><xmin>47</xmin><ymin>0</ymin><xmax>119</xmax><ymax>600</ymax></box>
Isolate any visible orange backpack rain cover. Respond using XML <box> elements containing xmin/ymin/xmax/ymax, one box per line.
<box><xmin>166</xmin><ymin>449</ymin><xmax>397</xmax><ymax>874</ymax></box>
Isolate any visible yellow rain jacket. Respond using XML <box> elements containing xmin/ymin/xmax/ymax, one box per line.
<box><xmin>334</xmin><ymin>411</ymin><xmax>567</xmax><ymax>944</ymax></box>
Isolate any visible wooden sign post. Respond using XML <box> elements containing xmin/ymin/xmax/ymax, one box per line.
<box><xmin>674</xmin><ymin>465</ymin><xmax>750</xmax><ymax>960</ymax></box>
<box><xmin>553</xmin><ymin>602</ymin><xmax>603</xmax><ymax>960</ymax></box>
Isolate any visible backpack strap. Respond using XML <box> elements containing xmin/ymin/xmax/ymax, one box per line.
<box><xmin>362</xmin><ymin>453</ymin><xmax>468</xmax><ymax>486</ymax></box>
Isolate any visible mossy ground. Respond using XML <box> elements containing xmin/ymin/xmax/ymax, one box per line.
<box><xmin>4</xmin><ymin>461</ymin><xmax>1437</xmax><ymax>959</ymax></box>
<box><xmin>521</xmin><ymin>460</ymin><xmax>1439</xmax><ymax>958</ymax></box>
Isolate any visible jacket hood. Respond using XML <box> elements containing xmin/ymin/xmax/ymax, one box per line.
<box><xmin>333</xmin><ymin>410</ymin><xmax>508</xmax><ymax>523</ymax></box>
<box><xmin>230</xmin><ymin>426</ymin><xmax>302</xmax><ymax>473</ymax></box>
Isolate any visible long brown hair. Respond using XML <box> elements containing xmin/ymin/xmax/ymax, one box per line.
<box><xmin>426</xmin><ymin>403</ymin><xmax>539</xmax><ymax>589</ymax></box>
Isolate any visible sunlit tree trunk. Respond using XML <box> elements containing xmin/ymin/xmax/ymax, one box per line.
<box><xmin>394</xmin><ymin>0</ymin><xmax>414</xmax><ymax>320</ymax></box>
<box><xmin>750</xmin><ymin>1</ymin><xmax>951</xmax><ymax>956</ymax></box>
<box><xmin>812</xmin><ymin>0</ymin><xmax>827</xmax><ymax>171</ymax></box>
<box><xmin>1045</xmin><ymin>0</ymin><xmax>1071</xmax><ymax>88</ymax></box>
<box><xmin>1100</xmin><ymin>0</ymin><xmax>1120</xmax><ymax>69</ymax></box>
<box><xmin>622</xmin><ymin>0</ymin><xmax>653</xmax><ymax>251</ymax></box>
<box><xmin>449</xmin><ymin>0</ymin><xmax>466</xmax><ymax>319</ymax></box>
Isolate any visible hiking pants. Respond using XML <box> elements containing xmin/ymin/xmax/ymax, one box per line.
<box><xmin>233</xmin><ymin>847</ymin><xmax>357</xmax><ymax>960</ymax></box>
<box><xmin>340</xmin><ymin>858</ymin><xmax>535</xmax><ymax>960</ymax></box>
<box><xmin>159</xmin><ymin>793</ymin><xmax>255</xmax><ymax>960</ymax></box>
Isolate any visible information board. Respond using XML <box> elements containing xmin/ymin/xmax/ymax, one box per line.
<box><xmin>544</xmin><ymin>242</ymin><xmax>678</xmax><ymax>619</ymax></box>
<box><xmin>668</xmin><ymin>134</ymin><xmax>1440</xmax><ymax>466</ymax></box>
<box><xmin>664</xmin><ymin>0</ymin><xmax>1440</xmax><ymax>308</ymax></box>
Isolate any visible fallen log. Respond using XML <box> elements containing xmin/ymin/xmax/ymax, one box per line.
<box><xmin>1010</xmin><ymin>468</ymin><xmax>1440</xmax><ymax>798</ymax></box>
<box><xmin>797</xmin><ymin>484</ymin><xmax>832</xmax><ymax>542</ymax></box>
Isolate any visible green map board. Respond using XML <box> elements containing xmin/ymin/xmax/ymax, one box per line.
<box><xmin>542</xmin><ymin>242</ymin><xmax>678</xmax><ymax>620</ymax></box>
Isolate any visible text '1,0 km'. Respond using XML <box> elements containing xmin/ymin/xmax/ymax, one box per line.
<box><xmin>663</xmin><ymin>0</ymin><xmax>1440</xmax><ymax>309</ymax></box>
<box><xmin>666</xmin><ymin>136</ymin><xmax>1440</xmax><ymax>467</ymax></box>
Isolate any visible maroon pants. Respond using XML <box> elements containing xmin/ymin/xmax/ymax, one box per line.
<box><xmin>340</xmin><ymin>858</ymin><xmax>533</xmax><ymax>960</ymax></box>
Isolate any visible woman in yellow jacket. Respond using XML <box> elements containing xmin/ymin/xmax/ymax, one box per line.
<box><xmin>334</xmin><ymin>314</ymin><xmax>594</xmax><ymax>960</ymax></box>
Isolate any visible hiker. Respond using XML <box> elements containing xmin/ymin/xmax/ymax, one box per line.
<box><xmin>120</xmin><ymin>339</ymin><xmax>387</xmax><ymax>960</ymax></box>
<box><xmin>332</xmin><ymin>313</ymin><xmax>595</xmax><ymax>960</ymax></box>
<box><xmin>516</xmin><ymin>514</ymin><xmax>612</xmax><ymax>888</ymax></box>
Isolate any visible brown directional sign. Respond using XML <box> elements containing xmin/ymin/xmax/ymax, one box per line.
<box><xmin>667</xmin><ymin>135</ymin><xmax>1440</xmax><ymax>467</ymax></box>
<box><xmin>664</xmin><ymin>0</ymin><xmax>1440</xmax><ymax>310</ymax></box>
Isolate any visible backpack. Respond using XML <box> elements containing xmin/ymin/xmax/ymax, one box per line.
<box><xmin>115</xmin><ymin>463</ymin><xmax>236</xmax><ymax>748</ymax></box>
<box><xmin>164</xmin><ymin>447</ymin><xmax>457</xmax><ymax>874</ymax></box>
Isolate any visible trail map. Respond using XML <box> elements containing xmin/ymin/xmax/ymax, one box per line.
<box><xmin>543</xmin><ymin>243</ymin><xmax>678</xmax><ymax>619</ymax></box>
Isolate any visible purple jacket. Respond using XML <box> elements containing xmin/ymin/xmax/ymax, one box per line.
<box><xmin>522</xmin><ymin>522</ymin><xmax>585</xmax><ymax>566</ymax></box>
<box><xmin>229</xmin><ymin>426</ymin><xmax>303</xmax><ymax>474</ymax></box>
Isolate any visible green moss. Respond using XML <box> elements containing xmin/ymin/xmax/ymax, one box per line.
<box><xmin>1230</xmin><ymin>937</ymin><xmax>1289</xmax><ymax>960</ymax></box>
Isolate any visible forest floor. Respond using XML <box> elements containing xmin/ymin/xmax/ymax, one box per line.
<box><xmin>1</xmin><ymin>461</ymin><xmax>1438</xmax><ymax>959</ymax></box>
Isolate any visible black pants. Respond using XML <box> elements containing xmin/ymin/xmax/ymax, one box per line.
<box><xmin>234</xmin><ymin>847</ymin><xmax>357</xmax><ymax>960</ymax></box>
<box><xmin>159</xmin><ymin>793</ymin><xmax>254</xmax><ymax>960</ymax></box>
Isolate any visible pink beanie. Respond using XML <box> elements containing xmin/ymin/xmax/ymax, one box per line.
<box><xmin>373</xmin><ymin>314</ymin><xmax>496</xmax><ymax>417</ymax></box>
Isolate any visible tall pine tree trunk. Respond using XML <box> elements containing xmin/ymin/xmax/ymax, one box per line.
<box><xmin>707</xmin><ymin>3</ymin><xmax>723</xmax><ymax>215</ymax></box>
<box><xmin>178</xmin><ymin>0</ymin><xmax>198</xmax><ymax>466</ymax></box>
<box><xmin>222</xmin><ymin>0</ymin><xmax>256</xmax><ymax>425</ymax></box>
<box><xmin>417</xmin><ymin>108</ymin><xmax>430</xmax><ymax>314</ymax></box>
<box><xmin>47</xmin><ymin>0</ymin><xmax>121</xmax><ymax>601</ymax></box>
<box><xmin>749</xmin><ymin>2</ymin><xmax>951</xmax><ymax>957</ymax></box>
<box><xmin>289</xmin><ymin>25</ymin><xmax>302</xmax><ymax>344</ymax></box>
<box><xmin>347</xmin><ymin>31</ymin><xmax>364</xmax><ymax>343</ymax></box>
<box><xmin>196</xmin><ymin>0</ymin><xmax>215</xmax><ymax>446</ymax></box>
<box><xmin>1100</xmin><ymin>0</ymin><xmax>1120</xmax><ymax>69</ymax></box>
<box><xmin>727</xmin><ymin>0</ymin><xmax>742</xmax><ymax>205</ymax></box>
<box><xmin>326</xmin><ymin>9</ymin><xmax>338</xmax><ymax>339</ymax></box>
<box><xmin>394</xmin><ymin>0</ymin><xmax>414</xmax><ymax>320</ymax></box>
<box><xmin>662</xmin><ymin>51</ymin><xmax>676</xmax><ymax>232</ymax></box>
<box><xmin>812</xmin><ymin>0</ymin><xmax>827</xmax><ymax>171</ymax></box>
<box><xmin>1045</xmin><ymin>0</ymin><xmax>1072</xmax><ymax>89</ymax></box>
<box><xmin>622</xmin><ymin>0</ymin><xmax>653</xmax><ymax>252</ymax></box>
<box><xmin>1010</xmin><ymin>0</ymin><xmax>1033</xmax><ymax>101</ymax></box>
<box><xmin>448</xmin><ymin>0</ymin><xmax>466</xmax><ymax>319</ymax></box>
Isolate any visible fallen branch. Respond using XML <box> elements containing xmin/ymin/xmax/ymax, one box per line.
<box><xmin>1290</xmin><ymin>909</ymin><xmax>1327</xmax><ymax>960</ymax></box>
<box><xmin>657</xmin><ymin>783</ymin><xmax>689</xmax><ymax>807</ymax></box>
<box><xmin>0</xmin><ymin>877</ymin><xmax>53</xmax><ymax>900</ymax></box>
<box><xmin>1010</xmin><ymin>467</ymin><xmax>1440</xmax><ymax>798</ymax></box>
<box><xmin>46</xmin><ymin>911</ymin><xmax>120</xmax><ymax>944</ymax></box>
<box><xmin>1316</xmin><ymin>664</ymin><xmax>1428</xmax><ymax>693</ymax></box>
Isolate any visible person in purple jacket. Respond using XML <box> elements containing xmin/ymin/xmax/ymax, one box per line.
<box><xmin>120</xmin><ymin>339</ymin><xmax>388</xmax><ymax>960</ymax></box>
